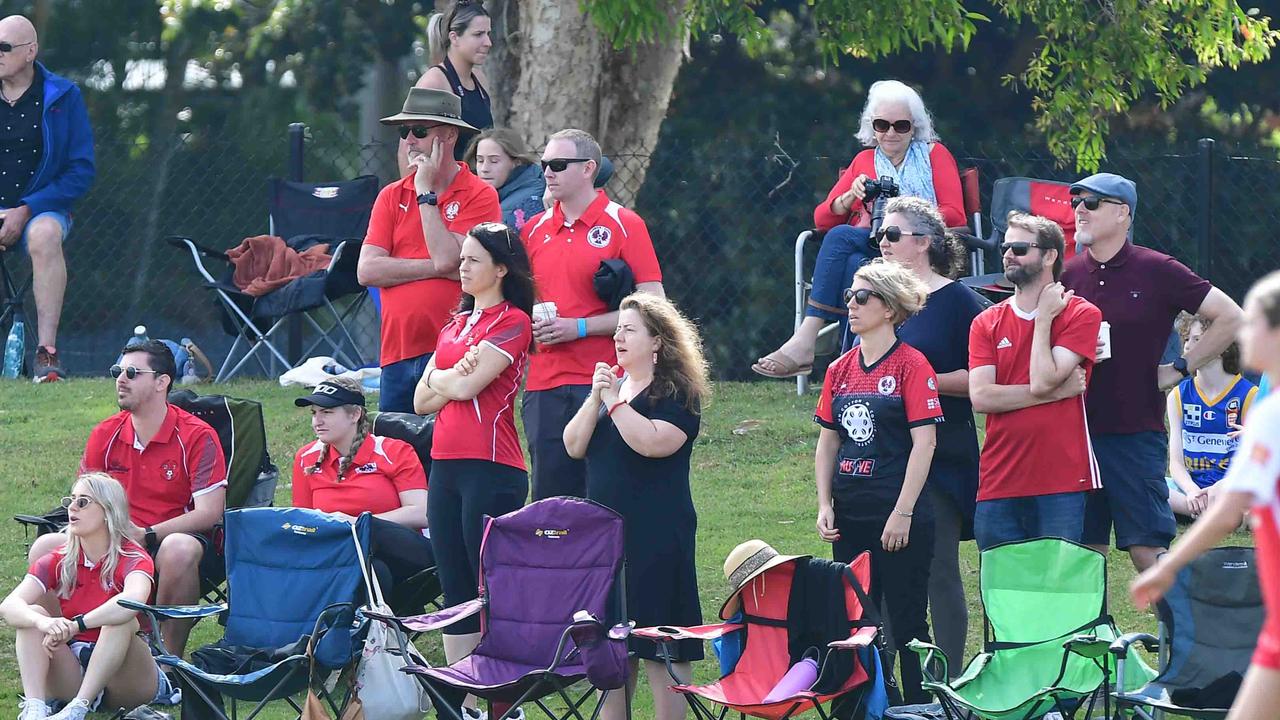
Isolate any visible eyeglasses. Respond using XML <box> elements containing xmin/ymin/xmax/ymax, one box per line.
<box><xmin>0</xmin><ymin>42</ymin><xmax>33</xmax><ymax>54</ymax></box>
<box><xmin>110</xmin><ymin>364</ymin><xmax>160</xmax><ymax>379</ymax></box>
<box><xmin>843</xmin><ymin>287</ymin><xmax>885</xmax><ymax>305</ymax></box>
<box><xmin>1070</xmin><ymin>195</ymin><xmax>1126</xmax><ymax>211</ymax></box>
<box><xmin>1000</xmin><ymin>241</ymin><xmax>1049</xmax><ymax>256</ymax></box>
<box><xmin>873</xmin><ymin>225</ymin><xmax>932</xmax><ymax>244</ymax></box>
<box><xmin>60</xmin><ymin>496</ymin><xmax>96</xmax><ymax>510</ymax></box>
<box><xmin>398</xmin><ymin>124</ymin><xmax>443</xmax><ymax>139</ymax></box>
<box><xmin>872</xmin><ymin>119</ymin><xmax>913</xmax><ymax>135</ymax></box>
<box><xmin>541</xmin><ymin>158</ymin><xmax>591</xmax><ymax>173</ymax></box>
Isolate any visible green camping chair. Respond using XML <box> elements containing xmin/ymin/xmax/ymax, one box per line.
<box><xmin>908</xmin><ymin>538</ymin><xmax>1155</xmax><ymax>720</ymax></box>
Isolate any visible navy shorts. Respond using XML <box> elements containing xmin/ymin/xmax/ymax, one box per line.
<box><xmin>1082</xmin><ymin>431</ymin><xmax>1176</xmax><ymax>550</ymax></box>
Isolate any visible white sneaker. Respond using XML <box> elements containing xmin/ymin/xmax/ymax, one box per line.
<box><xmin>18</xmin><ymin>699</ymin><xmax>49</xmax><ymax>720</ymax></box>
<box><xmin>44</xmin><ymin>700</ymin><xmax>90</xmax><ymax>720</ymax></box>
<box><xmin>460</xmin><ymin>707</ymin><xmax>487</xmax><ymax>720</ymax></box>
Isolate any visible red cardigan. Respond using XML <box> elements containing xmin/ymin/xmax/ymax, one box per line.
<box><xmin>813</xmin><ymin>142</ymin><xmax>964</xmax><ymax>230</ymax></box>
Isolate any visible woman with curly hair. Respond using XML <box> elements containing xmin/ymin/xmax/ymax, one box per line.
<box><xmin>564</xmin><ymin>293</ymin><xmax>711</xmax><ymax>720</ymax></box>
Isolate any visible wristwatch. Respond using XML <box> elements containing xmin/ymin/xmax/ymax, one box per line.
<box><xmin>144</xmin><ymin>527</ymin><xmax>158</xmax><ymax>552</ymax></box>
<box><xmin>74</xmin><ymin>614</ymin><xmax>88</xmax><ymax>633</ymax></box>
<box><xmin>1173</xmin><ymin>356</ymin><xmax>1191</xmax><ymax>378</ymax></box>
<box><xmin>416</xmin><ymin>192</ymin><xmax>438</xmax><ymax>206</ymax></box>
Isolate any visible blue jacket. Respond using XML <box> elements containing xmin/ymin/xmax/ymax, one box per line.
<box><xmin>21</xmin><ymin>62</ymin><xmax>95</xmax><ymax>216</ymax></box>
<box><xmin>498</xmin><ymin>162</ymin><xmax>546</xmax><ymax>231</ymax></box>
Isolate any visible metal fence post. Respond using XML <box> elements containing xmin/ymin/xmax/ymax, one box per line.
<box><xmin>1197</xmin><ymin>138</ymin><xmax>1215</xmax><ymax>284</ymax></box>
<box><xmin>286</xmin><ymin>123</ymin><xmax>305</xmax><ymax>366</ymax></box>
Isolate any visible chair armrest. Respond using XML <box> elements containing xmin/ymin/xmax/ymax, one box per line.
<box><xmin>632</xmin><ymin>623</ymin><xmax>744</xmax><ymax>642</ymax></box>
<box><xmin>907</xmin><ymin>639</ymin><xmax>949</xmax><ymax>685</ymax></box>
<box><xmin>828</xmin><ymin>625</ymin><xmax>877</xmax><ymax>650</ymax></box>
<box><xmin>118</xmin><ymin>599</ymin><xmax>227</xmax><ymax>621</ymax></box>
<box><xmin>166</xmin><ymin>235</ymin><xmax>230</xmax><ymax>261</ymax></box>
<box><xmin>1065</xmin><ymin>634</ymin><xmax>1112</xmax><ymax>660</ymax></box>
<box><xmin>1109</xmin><ymin>632</ymin><xmax>1159</xmax><ymax>658</ymax></box>
<box><xmin>364</xmin><ymin>597</ymin><xmax>485</xmax><ymax>634</ymax></box>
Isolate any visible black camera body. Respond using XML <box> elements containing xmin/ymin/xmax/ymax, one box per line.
<box><xmin>864</xmin><ymin>176</ymin><xmax>901</xmax><ymax>238</ymax></box>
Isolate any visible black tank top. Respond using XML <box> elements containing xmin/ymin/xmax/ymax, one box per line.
<box><xmin>438</xmin><ymin>57</ymin><xmax>493</xmax><ymax>160</ymax></box>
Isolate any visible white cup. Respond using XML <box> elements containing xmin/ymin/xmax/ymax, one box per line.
<box><xmin>532</xmin><ymin>301</ymin><xmax>558</xmax><ymax>324</ymax></box>
<box><xmin>1098</xmin><ymin>321</ymin><xmax>1112</xmax><ymax>361</ymax></box>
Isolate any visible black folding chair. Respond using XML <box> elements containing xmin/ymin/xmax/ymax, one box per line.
<box><xmin>169</xmin><ymin>175</ymin><xmax>379</xmax><ymax>382</ymax></box>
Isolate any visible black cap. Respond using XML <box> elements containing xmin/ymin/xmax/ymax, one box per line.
<box><xmin>294</xmin><ymin>380</ymin><xmax>366</xmax><ymax>408</ymax></box>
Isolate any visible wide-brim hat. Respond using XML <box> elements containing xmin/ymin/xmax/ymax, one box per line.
<box><xmin>379</xmin><ymin>87</ymin><xmax>478</xmax><ymax>131</ymax></box>
<box><xmin>719</xmin><ymin>539</ymin><xmax>809</xmax><ymax>620</ymax></box>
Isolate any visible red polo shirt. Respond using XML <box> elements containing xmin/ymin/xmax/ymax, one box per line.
<box><xmin>81</xmin><ymin>406</ymin><xmax>228</xmax><ymax>529</ymax></box>
<box><xmin>1061</xmin><ymin>242</ymin><xmax>1211</xmax><ymax>434</ymax></box>
<box><xmin>292</xmin><ymin>434</ymin><xmax>427</xmax><ymax>516</ymax></box>
<box><xmin>520</xmin><ymin>190</ymin><xmax>663</xmax><ymax>391</ymax></box>
<box><xmin>365</xmin><ymin>163</ymin><xmax>502</xmax><ymax>365</ymax></box>
<box><xmin>28</xmin><ymin>540</ymin><xmax>154</xmax><ymax>643</ymax></box>
<box><xmin>430</xmin><ymin>302</ymin><xmax>532</xmax><ymax>469</ymax></box>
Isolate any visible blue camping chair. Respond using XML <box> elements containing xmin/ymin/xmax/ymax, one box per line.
<box><xmin>121</xmin><ymin>508</ymin><xmax>372</xmax><ymax>720</ymax></box>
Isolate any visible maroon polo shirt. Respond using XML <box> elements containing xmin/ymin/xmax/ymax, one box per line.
<box><xmin>1061</xmin><ymin>241</ymin><xmax>1211</xmax><ymax>435</ymax></box>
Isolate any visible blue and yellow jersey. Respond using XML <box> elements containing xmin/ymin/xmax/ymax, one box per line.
<box><xmin>1176</xmin><ymin>374</ymin><xmax>1259</xmax><ymax>488</ymax></box>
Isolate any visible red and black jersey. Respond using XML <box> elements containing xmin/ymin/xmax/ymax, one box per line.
<box><xmin>815</xmin><ymin>341</ymin><xmax>944</xmax><ymax>522</ymax></box>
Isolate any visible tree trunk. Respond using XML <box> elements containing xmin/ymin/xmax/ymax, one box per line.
<box><xmin>507</xmin><ymin>0</ymin><xmax>689</xmax><ymax>206</ymax></box>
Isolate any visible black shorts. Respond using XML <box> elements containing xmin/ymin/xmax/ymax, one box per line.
<box><xmin>148</xmin><ymin>531</ymin><xmax>225</xmax><ymax>587</ymax></box>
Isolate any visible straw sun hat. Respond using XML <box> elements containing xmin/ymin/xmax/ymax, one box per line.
<box><xmin>718</xmin><ymin>539</ymin><xmax>809</xmax><ymax>620</ymax></box>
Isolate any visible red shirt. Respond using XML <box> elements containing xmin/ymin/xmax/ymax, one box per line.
<box><xmin>364</xmin><ymin>164</ymin><xmax>502</xmax><ymax>365</ymax></box>
<box><xmin>521</xmin><ymin>190</ymin><xmax>663</xmax><ymax>391</ymax></box>
<box><xmin>1061</xmin><ymin>242</ymin><xmax>1212</xmax><ymax>434</ymax></box>
<box><xmin>27</xmin><ymin>540</ymin><xmax>154</xmax><ymax>643</ymax></box>
<box><xmin>969</xmin><ymin>296</ymin><xmax>1103</xmax><ymax>501</ymax></box>
<box><xmin>815</xmin><ymin>341</ymin><xmax>944</xmax><ymax>522</ymax></box>
<box><xmin>813</xmin><ymin>143</ymin><xmax>965</xmax><ymax>230</ymax></box>
<box><xmin>431</xmin><ymin>302</ymin><xmax>532</xmax><ymax>469</ymax></box>
<box><xmin>292</xmin><ymin>435</ymin><xmax>427</xmax><ymax>516</ymax></box>
<box><xmin>81</xmin><ymin>405</ymin><xmax>228</xmax><ymax>528</ymax></box>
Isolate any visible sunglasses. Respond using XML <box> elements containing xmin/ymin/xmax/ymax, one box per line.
<box><xmin>872</xmin><ymin>119</ymin><xmax>913</xmax><ymax>134</ymax></box>
<box><xmin>843</xmin><ymin>287</ymin><xmax>885</xmax><ymax>305</ymax></box>
<box><xmin>110</xmin><ymin>364</ymin><xmax>160</xmax><ymax>380</ymax></box>
<box><xmin>60</xmin><ymin>495</ymin><xmax>97</xmax><ymax>510</ymax></box>
<box><xmin>398</xmin><ymin>124</ymin><xmax>443</xmax><ymax>139</ymax></box>
<box><xmin>541</xmin><ymin>158</ymin><xmax>591</xmax><ymax>172</ymax></box>
<box><xmin>1000</xmin><ymin>241</ymin><xmax>1050</xmax><ymax>256</ymax></box>
<box><xmin>1070</xmin><ymin>195</ymin><xmax>1126</xmax><ymax>211</ymax></box>
<box><xmin>0</xmin><ymin>41</ymin><xmax>33</xmax><ymax>54</ymax></box>
<box><xmin>873</xmin><ymin>225</ymin><xmax>932</xmax><ymax>244</ymax></box>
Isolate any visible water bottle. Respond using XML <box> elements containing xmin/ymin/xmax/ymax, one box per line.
<box><xmin>129</xmin><ymin>325</ymin><xmax>149</xmax><ymax>346</ymax></box>
<box><xmin>179</xmin><ymin>337</ymin><xmax>200</xmax><ymax>385</ymax></box>
<box><xmin>2</xmin><ymin>314</ymin><xmax>24</xmax><ymax>378</ymax></box>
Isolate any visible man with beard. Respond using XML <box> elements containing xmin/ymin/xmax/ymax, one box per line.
<box><xmin>967</xmin><ymin>212</ymin><xmax>1102</xmax><ymax>549</ymax></box>
<box><xmin>28</xmin><ymin>340</ymin><xmax>226</xmax><ymax>658</ymax></box>
<box><xmin>1061</xmin><ymin>173</ymin><xmax>1242</xmax><ymax>571</ymax></box>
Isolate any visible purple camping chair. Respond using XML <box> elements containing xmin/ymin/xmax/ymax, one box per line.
<box><xmin>368</xmin><ymin>497</ymin><xmax>632</xmax><ymax>720</ymax></box>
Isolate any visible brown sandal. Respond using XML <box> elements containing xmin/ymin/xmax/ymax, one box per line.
<box><xmin>751</xmin><ymin>349</ymin><xmax>814</xmax><ymax>379</ymax></box>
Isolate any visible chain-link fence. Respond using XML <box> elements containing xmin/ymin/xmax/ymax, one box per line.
<box><xmin>7</xmin><ymin>126</ymin><xmax>1279</xmax><ymax>381</ymax></box>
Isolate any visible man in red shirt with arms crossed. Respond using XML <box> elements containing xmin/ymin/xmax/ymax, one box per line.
<box><xmin>969</xmin><ymin>212</ymin><xmax>1101</xmax><ymax>550</ymax></box>
<box><xmin>29</xmin><ymin>340</ymin><xmax>226</xmax><ymax>658</ymax></box>
<box><xmin>520</xmin><ymin>129</ymin><xmax>664</xmax><ymax>500</ymax></box>
<box><xmin>358</xmin><ymin>87</ymin><xmax>501</xmax><ymax>413</ymax></box>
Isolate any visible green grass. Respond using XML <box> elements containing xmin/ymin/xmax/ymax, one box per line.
<box><xmin>0</xmin><ymin>379</ymin><xmax>1248</xmax><ymax>717</ymax></box>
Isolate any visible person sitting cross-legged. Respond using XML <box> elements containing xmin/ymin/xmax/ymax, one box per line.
<box><xmin>2</xmin><ymin>473</ymin><xmax>175</xmax><ymax>720</ymax></box>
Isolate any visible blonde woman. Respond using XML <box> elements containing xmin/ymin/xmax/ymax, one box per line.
<box><xmin>564</xmin><ymin>293</ymin><xmax>710</xmax><ymax>720</ymax></box>
<box><xmin>813</xmin><ymin>258</ymin><xmax>942</xmax><ymax>704</ymax></box>
<box><xmin>2</xmin><ymin>473</ymin><xmax>173</xmax><ymax>720</ymax></box>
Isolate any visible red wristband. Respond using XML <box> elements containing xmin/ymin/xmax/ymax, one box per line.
<box><xmin>607</xmin><ymin>400</ymin><xmax>626</xmax><ymax>416</ymax></box>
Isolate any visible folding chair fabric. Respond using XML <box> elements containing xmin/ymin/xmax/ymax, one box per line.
<box><xmin>987</xmin><ymin>177</ymin><xmax>1078</xmax><ymax>257</ymax></box>
<box><xmin>169</xmin><ymin>390</ymin><xmax>276</xmax><ymax>510</ymax></box>
<box><xmin>269</xmin><ymin>176</ymin><xmax>378</xmax><ymax>240</ymax></box>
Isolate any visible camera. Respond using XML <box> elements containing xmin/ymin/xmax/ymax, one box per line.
<box><xmin>863</xmin><ymin>177</ymin><xmax>900</xmax><ymax>239</ymax></box>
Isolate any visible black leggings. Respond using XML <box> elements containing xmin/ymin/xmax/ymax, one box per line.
<box><xmin>426</xmin><ymin>459</ymin><xmax>528</xmax><ymax>634</ymax></box>
<box><xmin>832</xmin><ymin>511</ymin><xmax>934</xmax><ymax>705</ymax></box>
<box><xmin>367</xmin><ymin>517</ymin><xmax>435</xmax><ymax>610</ymax></box>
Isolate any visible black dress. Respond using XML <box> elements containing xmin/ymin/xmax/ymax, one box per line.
<box><xmin>586</xmin><ymin>386</ymin><xmax>704</xmax><ymax>662</ymax></box>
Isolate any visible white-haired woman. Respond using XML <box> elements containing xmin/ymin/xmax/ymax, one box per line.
<box><xmin>3</xmin><ymin>473</ymin><xmax>173</xmax><ymax>720</ymax></box>
<box><xmin>754</xmin><ymin>80</ymin><xmax>963</xmax><ymax>379</ymax></box>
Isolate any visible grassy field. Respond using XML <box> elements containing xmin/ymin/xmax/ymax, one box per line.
<box><xmin>0</xmin><ymin>379</ymin><xmax>1242</xmax><ymax>717</ymax></box>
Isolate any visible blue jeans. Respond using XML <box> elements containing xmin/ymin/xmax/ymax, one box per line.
<box><xmin>13</xmin><ymin>210</ymin><xmax>72</xmax><ymax>253</ymax></box>
<box><xmin>379</xmin><ymin>352</ymin><xmax>431</xmax><ymax>413</ymax></box>
<box><xmin>973</xmin><ymin>491</ymin><xmax>1087</xmax><ymax>551</ymax></box>
<box><xmin>806</xmin><ymin>225</ymin><xmax>876</xmax><ymax>322</ymax></box>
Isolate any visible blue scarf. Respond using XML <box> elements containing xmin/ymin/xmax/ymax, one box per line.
<box><xmin>873</xmin><ymin>140</ymin><xmax>936</xmax><ymax>205</ymax></box>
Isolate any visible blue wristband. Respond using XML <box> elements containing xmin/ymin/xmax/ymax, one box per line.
<box><xmin>577</xmin><ymin>318</ymin><xmax>588</xmax><ymax>339</ymax></box>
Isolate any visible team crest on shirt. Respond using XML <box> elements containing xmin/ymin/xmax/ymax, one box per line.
<box><xmin>877</xmin><ymin>376</ymin><xmax>896</xmax><ymax>395</ymax></box>
<box><xmin>1183</xmin><ymin>403</ymin><xmax>1202</xmax><ymax>428</ymax></box>
<box><xmin>840</xmin><ymin>401</ymin><xmax>876</xmax><ymax>446</ymax></box>
<box><xmin>587</xmin><ymin>226</ymin><xmax>612</xmax><ymax>248</ymax></box>
<box><xmin>444</xmin><ymin>201</ymin><xmax>461</xmax><ymax>221</ymax></box>
<box><xmin>161</xmin><ymin>460</ymin><xmax>177</xmax><ymax>482</ymax></box>
<box><xmin>927</xmin><ymin>377</ymin><xmax>936</xmax><ymax>391</ymax></box>
<box><xmin>355</xmin><ymin>463</ymin><xmax>378</xmax><ymax>474</ymax></box>
<box><xmin>1227</xmin><ymin>398</ymin><xmax>1242</xmax><ymax>427</ymax></box>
